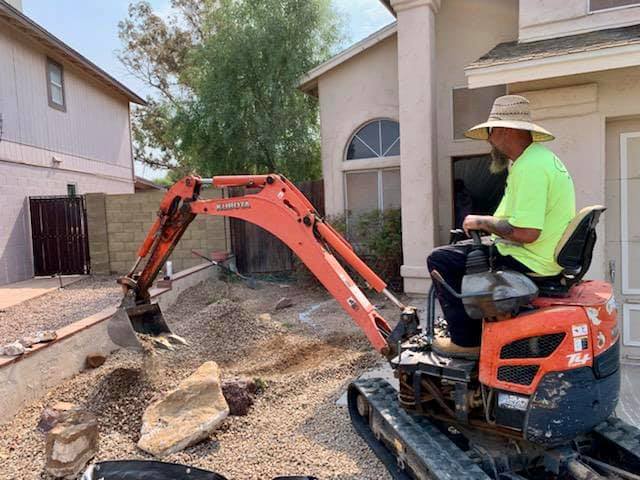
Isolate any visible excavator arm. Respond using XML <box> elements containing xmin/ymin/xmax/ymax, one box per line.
<box><xmin>113</xmin><ymin>174</ymin><xmax>419</xmax><ymax>358</ymax></box>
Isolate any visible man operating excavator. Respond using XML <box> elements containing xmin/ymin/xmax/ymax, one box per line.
<box><xmin>428</xmin><ymin>95</ymin><xmax>576</xmax><ymax>359</ymax></box>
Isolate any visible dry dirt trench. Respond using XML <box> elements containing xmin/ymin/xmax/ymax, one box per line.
<box><xmin>0</xmin><ymin>276</ymin><xmax>398</xmax><ymax>480</ymax></box>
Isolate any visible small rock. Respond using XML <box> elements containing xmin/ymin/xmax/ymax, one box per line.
<box><xmin>33</xmin><ymin>330</ymin><xmax>57</xmax><ymax>343</ymax></box>
<box><xmin>222</xmin><ymin>378</ymin><xmax>256</xmax><ymax>416</ymax></box>
<box><xmin>37</xmin><ymin>409</ymin><xmax>60</xmax><ymax>434</ymax></box>
<box><xmin>137</xmin><ymin>361</ymin><xmax>229</xmax><ymax>457</ymax></box>
<box><xmin>45</xmin><ymin>410</ymin><xmax>98</xmax><ymax>478</ymax></box>
<box><xmin>0</xmin><ymin>341</ymin><xmax>26</xmax><ymax>356</ymax></box>
<box><xmin>52</xmin><ymin>401</ymin><xmax>78</xmax><ymax>412</ymax></box>
<box><xmin>37</xmin><ymin>402</ymin><xmax>78</xmax><ymax>433</ymax></box>
<box><xmin>274</xmin><ymin>297</ymin><xmax>293</xmax><ymax>310</ymax></box>
<box><xmin>85</xmin><ymin>354</ymin><xmax>106</xmax><ymax>369</ymax></box>
<box><xmin>258</xmin><ymin>313</ymin><xmax>272</xmax><ymax>322</ymax></box>
<box><xmin>18</xmin><ymin>336</ymin><xmax>36</xmax><ymax>348</ymax></box>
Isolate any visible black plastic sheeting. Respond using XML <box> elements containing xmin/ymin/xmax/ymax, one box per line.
<box><xmin>82</xmin><ymin>461</ymin><xmax>319</xmax><ymax>480</ymax></box>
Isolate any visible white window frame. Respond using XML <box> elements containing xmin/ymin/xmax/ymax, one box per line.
<box><xmin>623</xmin><ymin>303</ymin><xmax>640</xmax><ymax>347</ymax></box>
<box><xmin>344</xmin><ymin>118</ymin><xmax>400</xmax><ymax>162</ymax></box>
<box><xmin>46</xmin><ymin>57</ymin><xmax>66</xmax><ymax>112</ymax></box>
<box><xmin>620</xmin><ymin>132</ymin><xmax>640</xmax><ymax>295</ymax></box>
<box><xmin>588</xmin><ymin>0</ymin><xmax>640</xmax><ymax>13</ymax></box>
<box><xmin>343</xmin><ymin>167</ymin><xmax>401</xmax><ymax>232</ymax></box>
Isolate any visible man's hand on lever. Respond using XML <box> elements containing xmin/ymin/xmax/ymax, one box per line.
<box><xmin>462</xmin><ymin>215</ymin><xmax>541</xmax><ymax>244</ymax></box>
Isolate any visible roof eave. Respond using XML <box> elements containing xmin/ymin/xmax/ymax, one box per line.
<box><xmin>378</xmin><ymin>0</ymin><xmax>396</xmax><ymax>17</ymax></box>
<box><xmin>299</xmin><ymin>22</ymin><xmax>397</xmax><ymax>95</ymax></box>
<box><xmin>0</xmin><ymin>0</ymin><xmax>146</xmax><ymax>105</ymax></box>
<box><xmin>465</xmin><ymin>42</ymin><xmax>640</xmax><ymax>88</ymax></box>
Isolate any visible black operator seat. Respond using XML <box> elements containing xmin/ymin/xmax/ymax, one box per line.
<box><xmin>526</xmin><ymin>205</ymin><xmax>606</xmax><ymax>297</ymax></box>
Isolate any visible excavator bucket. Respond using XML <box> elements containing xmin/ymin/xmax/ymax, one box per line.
<box><xmin>107</xmin><ymin>299</ymin><xmax>187</xmax><ymax>351</ymax></box>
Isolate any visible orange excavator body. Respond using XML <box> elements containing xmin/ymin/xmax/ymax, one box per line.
<box><xmin>105</xmin><ymin>173</ymin><xmax>637</xmax><ymax>480</ymax></box>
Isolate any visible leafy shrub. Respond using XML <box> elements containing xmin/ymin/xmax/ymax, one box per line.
<box><xmin>292</xmin><ymin>209</ymin><xmax>403</xmax><ymax>292</ymax></box>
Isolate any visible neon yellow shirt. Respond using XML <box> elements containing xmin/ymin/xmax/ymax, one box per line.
<box><xmin>494</xmin><ymin>143</ymin><xmax>575</xmax><ymax>276</ymax></box>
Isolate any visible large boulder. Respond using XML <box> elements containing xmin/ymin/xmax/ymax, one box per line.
<box><xmin>44</xmin><ymin>410</ymin><xmax>98</xmax><ymax>478</ymax></box>
<box><xmin>137</xmin><ymin>361</ymin><xmax>229</xmax><ymax>457</ymax></box>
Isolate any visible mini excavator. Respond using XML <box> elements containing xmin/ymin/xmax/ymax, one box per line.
<box><xmin>108</xmin><ymin>174</ymin><xmax>640</xmax><ymax>480</ymax></box>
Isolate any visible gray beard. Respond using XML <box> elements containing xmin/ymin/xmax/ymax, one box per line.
<box><xmin>490</xmin><ymin>146</ymin><xmax>510</xmax><ymax>174</ymax></box>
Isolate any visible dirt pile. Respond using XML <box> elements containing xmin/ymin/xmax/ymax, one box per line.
<box><xmin>85</xmin><ymin>368</ymin><xmax>161</xmax><ymax>440</ymax></box>
<box><xmin>0</xmin><ymin>278</ymin><xmax>392</xmax><ymax>480</ymax></box>
<box><xmin>168</xmin><ymin>298</ymin><xmax>285</xmax><ymax>367</ymax></box>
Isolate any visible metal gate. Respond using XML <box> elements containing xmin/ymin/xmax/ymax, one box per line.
<box><xmin>29</xmin><ymin>195</ymin><xmax>90</xmax><ymax>276</ymax></box>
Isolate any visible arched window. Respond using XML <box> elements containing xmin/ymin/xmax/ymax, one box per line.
<box><xmin>346</xmin><ymin>119</ymin><xmax>400</xmax><ymax>160</ymax></box>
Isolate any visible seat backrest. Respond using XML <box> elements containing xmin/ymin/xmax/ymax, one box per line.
<box><xmin>554</xmin><ymin>205</ymin><xmax>606</xmax><ymax>280</ymax></box>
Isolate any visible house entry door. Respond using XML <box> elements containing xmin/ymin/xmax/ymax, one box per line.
<box><xmin>29</xmin><ymin>195</ymin><xmax>91</xmax><ymax>276</ymax></box>
<box><xmin>606</xmin><ymin>119</ymin><xmax>640</xmax><ymax>362</ymax></box>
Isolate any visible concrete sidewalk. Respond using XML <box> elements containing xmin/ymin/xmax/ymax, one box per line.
<box><xmin>0</xmin><ymin>276</ymin><xmax>83</xmax><ymax>310</ymax></box>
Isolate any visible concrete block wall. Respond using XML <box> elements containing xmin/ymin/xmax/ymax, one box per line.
<box><xmin>86</xmin><ymin>190</ymin><xmax>228</xmax><ymax>274</ymax></box>
<box><xmin>0</xmin><ymin>162</ymin><xmax>133</xmax><ymax>285</ymax></box>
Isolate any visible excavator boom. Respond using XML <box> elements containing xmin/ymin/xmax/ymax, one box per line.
<box><xmin>109</xmin><ymin>174</ymin><xmax>416</xmax><ymax>356</ymax></box>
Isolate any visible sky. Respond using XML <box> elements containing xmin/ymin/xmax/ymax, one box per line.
<box><xmin>22</xmin><ymin>0</ymin><xmax>395</xmax><ymax>180</ymax></box>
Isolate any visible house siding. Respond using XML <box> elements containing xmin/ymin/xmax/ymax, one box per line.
<box><xmin>0</xmin><ymin>22</ymin><xmax>135</xmax><ymax>284</ymax></box>
<box><xmin>519</xmin><ymin>0</ymin><xmax>640</xmax><ymax>42</ymax></box>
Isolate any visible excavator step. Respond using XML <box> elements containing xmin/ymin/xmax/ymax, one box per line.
<box><xmin>347</xmin><ymin>378</ymin><xmax>491</xmax><ymax>480</ymax></box>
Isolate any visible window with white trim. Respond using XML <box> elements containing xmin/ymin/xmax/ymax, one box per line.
<box><xmin>346</xmin><ymin>119</ymin><xmax>400</xmax><ymax>160</ymax></box>
<box><xmin>46</xmin><ymin>58</ymin><xmax>66</xmax><ymax>111</ymax></box>
<box><xmin>589</xmin><ymin>0</ymin><xmax>640</xmax><ymax>12</ymax></box>
<box><xmin>345</xmin><ymin>168</ymin><xmax>401</xmax><ymax>233</ymax></box>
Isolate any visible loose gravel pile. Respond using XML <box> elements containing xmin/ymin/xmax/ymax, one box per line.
<box><xmin>0</xmin><ymin>276</ymin><xmax>120</xmax><ymax>345</ymax></box>
<box><xmin>0</xmin><ymin>277</ymin><xmax>393</xmax><ymax>480</ymax></box>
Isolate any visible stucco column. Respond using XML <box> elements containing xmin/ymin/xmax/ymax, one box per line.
<box><xmin>391</xmin><ymin>0</ymin><xmax>440</xmax><ymax>294</ymax></box>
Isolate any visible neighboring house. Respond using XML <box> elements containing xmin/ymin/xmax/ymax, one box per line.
<box><xmin>300</xmin><ymin>0</ymin><xmax>640</xmax><ymax>360</ymax></box>
<box><xmin>134</xmin><ymin>176</ymin><xmax>166</xmax><ymax>192</ymax></box>
<box><xmin>0</xmin><ymin>0</ymin><xmax>145</xmax><ymax>284</ymax></box>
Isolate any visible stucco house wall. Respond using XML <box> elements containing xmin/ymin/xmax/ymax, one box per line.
<box><xmin>0</xmin><ymin>3</ymin><xmax>139</xmax><ymax>284</ymax></box>
<box><xmin>519</xmin><ymin>0</ymin><xmax>640</xmax><ymax>42</ymax></box>
<box><xmin>318</xmin><ymin>35</ymin><xmax>399</xmax><ymax>217</ymax></box>
<box><xmin>434</xmin><ymin>0</ymin><xmax>519</xmax><ymax>244</ymax></box>
<box><xmin>508</xmin><ymin>67</ymin><xmax>640</xmax><ymax>278</ymax></box>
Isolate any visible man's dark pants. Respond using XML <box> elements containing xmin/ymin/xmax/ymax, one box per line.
<box><xmin>426</xmin><ymin>244</ymin><xmax>531</xmax><ymax>347</ymax></box>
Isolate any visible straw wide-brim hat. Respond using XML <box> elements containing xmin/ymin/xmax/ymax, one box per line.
<box><xmin>464</xmin><ymin>95</ymin><xmax>554</xmax><ymax>142</ymax></box>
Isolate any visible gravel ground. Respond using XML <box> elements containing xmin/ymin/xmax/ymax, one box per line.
<box><xmin>0</xmin><ymin>276</ymin><xmax>397</xmax><ymax>479</ymax></box>
<box><xmin>0</xmin><ymin>276</ymin><xmax>121</xmax><ymax>345</ymax></box>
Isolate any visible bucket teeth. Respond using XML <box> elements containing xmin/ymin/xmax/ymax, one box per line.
<box><xmin>166</xmin><ymin>333</ymin><xmax>189</xmax><ymax>346</ymax></box>
<box><xmin>151</xmin><ymin>336</ymin><xmax>175</xmax><ymax>351</ymax></box>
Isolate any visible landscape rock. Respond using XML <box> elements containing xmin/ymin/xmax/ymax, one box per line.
<box><xmin>85</xmin><ymin>354</ymin><xmax>106</xmax><ymax>369</ymax></box>
<box><xmin>258</xmin><ymin>313</ymin><xmax>272</xmax><ymax>322</ymax></box>
<box><xmin>274</xmin><ymin>297</ymin><xmax>293</xmax><ymax>310</ymax></box>
<box><xmin>33</xmin><ymin>330</ymin><xmax>57</xmax><ymax>343</ymax></box>
<box><xmin>137</xmin><ymin>361</ymin><xmax>229</xmax><ymax>457</ymax></box>
<box><xmin>37</xmin><ymin>402</ymin><xmax>78</xmax><ymax>433</ymax></box>
<box><xmin>0</xmin><ymin>341</ymin><xmax>26</xmax><ymax>356</ymax></box>
<box><xmin>222</xmin><ymin>378</ymin><xmax>256</xmax><ymax>416</ymax></box>
<box><xmin>18</xmin><ymin>336</ymin><xmax>36</xmax><ymax>348</ymax></box>
<box><xmin>45</xmin><ymin>410</ymin><xmax>98</xmax><ymax>478</ymax></box>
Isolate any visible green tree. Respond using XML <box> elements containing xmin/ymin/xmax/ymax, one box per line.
<box><xmin>119</xmin><ymin>0</ymin><xmax>339</xmax><ymax>181</ymax></box>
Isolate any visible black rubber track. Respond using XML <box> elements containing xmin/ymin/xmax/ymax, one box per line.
<box><xmin>348</xmin><ymin>378</ymin><xmax>491</xmax><ymax>480</ymax></box>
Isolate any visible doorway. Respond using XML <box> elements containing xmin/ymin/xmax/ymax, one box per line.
<box><xmin>606</xmin><ymin>119</ymin><xmax>640</xmax><ymax>362</ymax></box>
<box><xmin>452</xmin><ymin>154</ymin><xmax>507</xmax><ymax>229</ymax></box>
